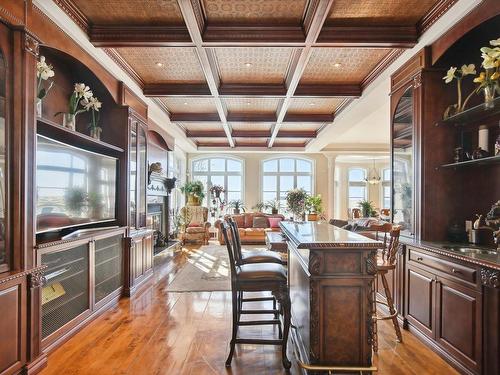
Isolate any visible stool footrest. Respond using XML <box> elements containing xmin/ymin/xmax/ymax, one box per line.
<box><xmin>242</xmin><ymin>296</ymin><xmax>275</xmax><ymax>302</ymax></box>
<box><xmin>241</xmin><ymin>309</ymin><xmax>279</xmax><ymax>315</ymax></box>
<box><xmin>235</xmin><ymin>338</ymin><xmax>282</xmax><ymax>345</ymax></box>
<box><xmin>238</xmin><ymin>319</ymin><xmax>280</xmax><ymax>326</ymax></box>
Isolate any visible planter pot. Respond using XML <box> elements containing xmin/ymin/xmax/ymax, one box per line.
<box><xmin>36</xmin><ymin>98</ymin><xmax>42</xmax><ymax>118</ymax></box>
<box><xmin>63</xmin><ymin>113</ymin><xmax>76</xmax><ymax>131</ymax></box>
<box><xmin>271</xmin><ymin>208</ymin><xmax>278</xmax><ymax>215</ymax></box>
<box><xmin>187</xmin><ymin>194</ymin><xmax>201</xmax><ymax>206</ymax></box>
<box><xmin>484</xmin><ymin>85</ymin><xmax>496</xmax><ymax>109</ymax></box>
<box><xmin>307</xmin><ymin>213</ymin><xmax>318</xmax><ymax>221</ymax></box>
<box><xmin>233</xmin><ymin>209</ymin><xmax>240</xmax><ymax>215</ymax></box>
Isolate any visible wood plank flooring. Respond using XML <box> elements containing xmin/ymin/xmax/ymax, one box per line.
<box><xmin>40</xmin><ymin>244</ymin><xmax>459</xmax><ymax>375</ymax></box>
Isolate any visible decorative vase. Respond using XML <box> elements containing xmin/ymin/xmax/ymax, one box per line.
<box><xmin>63</xmin><ymin>113</ymin><xmax>76</xmax><ymax>130</ymax></box>
<box><xmin>36</xmin><ymin>98</ymin><xmax>42</xmax><ymax>118</ymax></box>
<box><xmin>233</xmin><ymin>209</ymin><xmax>240</xmax><ymax>215</ymax></box>
<box><xmin>307</xmin><ymin>213</ymin><xmax>318</xmax><ymax>221</ymax></box>
<box><xmin>483</xmin><ymin>86</ymin><xmax>495</xmax><ymax>109</ymax></box>
<box><xmin>89</xmin><ymin>127</ymin><xmax>102</xmax><ymax>140</ymax></box>
<box><xmin>187</xmin><ymin>194</ymin><xmax>200</xmax><ymax>206</ymax></box>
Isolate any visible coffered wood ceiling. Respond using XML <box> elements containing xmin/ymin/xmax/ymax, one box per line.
<box><xmin>56</xmin><ymin>0</ymin><xmax>457</xmax><ymax>150</ymax></box>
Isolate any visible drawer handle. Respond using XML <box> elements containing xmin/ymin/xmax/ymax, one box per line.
<box><xmin>416</xmin><ymin>257</ymin><xmax>423</xmax><ymax>261</ymax></box>
<box><xmin>451</xmin><ymin>268</ymin><xmax>463</xmax><ymax>274</ymax></box>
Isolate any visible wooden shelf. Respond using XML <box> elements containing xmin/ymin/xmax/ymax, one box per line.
<box><xmin>440</xmin><ymin>155</ymin><xmax>500</xmax><ymax>168</ymax></box>
<box><xmin>440</xmin><ymin>96</ymin><xmax>500</xmax><ymax>126</ymax></box>
<box><xmin>37</xmin><ymin>117</ymin><xmax>124</xmax><ymax>155</ymax></box>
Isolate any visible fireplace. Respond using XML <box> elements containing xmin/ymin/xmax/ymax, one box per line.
<box><xmin>147</xmin><ymin>173</ymin><xmax>170</xmax><ymax>254</ymax></box>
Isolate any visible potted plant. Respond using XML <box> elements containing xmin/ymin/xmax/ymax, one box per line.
<box><xmin>473</xmin><ymin>37</ymin><xmax>500</xmax><ymax>108</ymax></box>
<box><xmin>36</xmin><ymin>55</ymin><xmax>55</xmax><ymax>117</ymax></box>
<box><xmin>55</xmin><ymin>83</ymin><xmax>93</xmax><ymax>130</ymax></box>
<box><xmin>252</xmin><ymin>202</ymin><xmax>265</xmax><ymax>212</ymax></box>
<box><xmin>266</xmin><ymin>199</ymin><xmax>279</xmax><ymax>215</ymax></box>
<box><xmin>82</xmin><ymin>96</ymin><xmax>102</xmax><ymax>139</ymax></box>
<box><xmin>209</xmin><ymin>184</ymin><xmax>225</xmax><ymax>198</ymax></box>
<box><xmin>228</xmin><ymin>199</ymin><xmax>245</xmax><ymax>214</ymax></box>
<box><xmin>180</xmin><ymin>180</ymin><xmax>205</xmax><ymax>206</ymax></box>
<box><xmin>286</xmin><ymin>188</ymin><xmax>308</xmax><ymax>221</ymax></box>
<box><xmin>358</xmin><ymin>200</ymin><xmax>375</xmax><ymax>218</ymax></box>
<box><xmin>442</xmin><ymin>64</ymin><xmax>476</xmax><ymax>118</ymax></box>
<box><xmin>305</xmin><ymin>194</ymin><xmax>323</xmax><ymax>221</ymax></box>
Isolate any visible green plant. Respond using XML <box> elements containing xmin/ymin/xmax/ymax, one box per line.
<box><xmin>64</xmin><ymin>188</ymin><xmax>87</xmax><ymax>216</ymax></box>
<box><xmin>228</xmin><ymin>199</ymin><xmax>246</xmax><ymax>212</ymax></box>
<box><xmin>285</xmin><ymin>188</ymin><xmax>309</xmax><ymax>217</ymax></box>
<box><xmin>252</xmin><ymin>202</ymin><xmax>265</xmax><ymax>212</ymax></box>
<box><xmin>358</xmin><ymin>200</ymin><xmax>375</xmax><ymax>218</ymax></box>
<box><xmin>265</xmin><ymin>199</ymin><xmax>280</xmax><ymax>211</ymax></box>
<box><xmin>305</xmin><ymin>194</ymin><xmax>323</xmax><ymax>214</ymax></box>
<box><xmin>180</xmin><ymin>180</ymin><xmax>205</xmax><ymax>200</ymax></box>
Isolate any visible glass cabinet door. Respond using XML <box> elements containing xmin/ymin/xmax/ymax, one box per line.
<box><xmin>0</xmin><ymin>42</ymin><xmax>8</xmax><ymax>272</ymax></box>
<box><xmin>129</xmin><ymin>125</ymin><xmax>137</xmax><ymax>229</ymax></box>
<box><xmin>137</xmin><ymin>125</ymin><xmax>147</xmax><ymax>228</ymax></box>
<box><xmin>392</xmin><ymin>87</ymin><xmax>414</xmax><ymax>237</ymax></box>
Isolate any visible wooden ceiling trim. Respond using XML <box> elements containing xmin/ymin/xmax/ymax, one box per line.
<box><xmin>317</xmin><ymin>26</ymin><xmax>417</xmax><ymax>47</ymax></box>
<box><xmin>227</xmin><ymin>113</ymin><xmax>277</xmax><ymax>122</ymax></box>
<box><xmin>277</xmin><ymin>130</ymin><xmax>317</xmax><ymax>138</ymax></box>
<box><xmin>268</xmin><ymin>0</ymin><xmax>334</xmax><ymax>147</ymax></box>
<box><xmin>104</xmin><ymin>48</ymin><xmax>145</xmax><ymax>87</ymax></box>
<box><xmin>89</xmin><ymin>25</ymin><xmax>193</xmax><ymax>47</ymax></box>
<box><xmin>177</xmin><ymin>0</ymin><xmax>234</xmax><ymax>147</ymax></box>
<box><xmin>53</xmin><ymin>0</ymin><xmax>89</xmax><ymax>33</ymax></box>
<box><xmin>187</xmin><ymin>130</ymin><xmax>227</xmax><ymax>137</ymax></box>
<box><xmin>144</xmin><ymin>83</ymin><xmax>211</xmax><ymax>96</ymax></box>
<box><xmin>361</xmin><ymin>48</ymin><xmax>404</xmax><ymax>89</ymax></box>
<box><xmin>283</xmin><ymin>113</ymin><xmax>333</xmax><ymax>122</ymax></box>
<box><xmin>202</xmin><ymin>25</ymin><xmax>305</xmax><ymax>45</ymax></box>
<box><xmin>170</xmin><ymin>113</ymin><xmax>220</xmax><ymax>121</ymax></box>
<box><xmin>294</xmin><ymin>83</ymin><xmax>361</xmax><ymax>97</ymax></box>
<box><xmin>417</xmin><ymin>0</ymin><xmax>458</xmax><ymax>35</ymax></box>
<box><xmin>235</xmin><ymin>140</ymin><xmax>269</xmax><ymax>147</ymax></box>
<box><xmin>219</xmin><ymin>84</ymin><xmax>286</xmax><ymax>96</ymax></box>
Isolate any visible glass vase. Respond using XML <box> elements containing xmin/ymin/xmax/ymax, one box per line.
<box><xmin>483</xmin><ymin>85</ymin><xmax>495</xmax><ymax>109</ymax></box>
<box><xmin>89</xmin><ymin>126</ymin><xmax>102</xmax><ymax>140</ymax></box>
<box><xmin>63</xmin><ymin>113</ymin><xmax>76</xmax><ymax>131</ymax></box>
<box><xmin>36</xmin><ymin>98</ymin><xmax>42</xmax><ymax>118</ymax></box>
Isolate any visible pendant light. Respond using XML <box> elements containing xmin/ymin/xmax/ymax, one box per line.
<box><xmin>365</xmin><ymin>159</ymin><xmax>381</xmax><ymax>185</ymax></box>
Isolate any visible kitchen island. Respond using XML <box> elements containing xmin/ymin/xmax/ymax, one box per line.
<box><xmin>280</xmin><ymin>221</ymin><xmax>382</xmax><ymax>373</ymax></box>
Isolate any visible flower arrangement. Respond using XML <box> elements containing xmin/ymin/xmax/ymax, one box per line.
<box><xmin>442</xmin><ymin>64</ymin><xmax>476</xmax><ymax>118</ymax></box>
<box><xmin>285</xmin><ymin>188</ymin><xmax>308</xmax><ymax>220</ymax></box>
<box><xmin>36</xmin><ymin>56</ymin><xmax>55</xmax><ymax>117</ymax></box>
<box><xmin>180</xmin><ymin>180</ymin><xmax>205</xmax><ymax>206</ymax></box>
<box><xmin>474</xmin><ymin>38</ymin><xmax>500</xmax><ymax>108</ymax></box>
<box><xmin>82</xmin><ymin>96</ymin><xmax>102</xmax><ymax>139</ymax></box>
<box><xmin>209</xmin><ymin>184</ymin><xmax>225</xmax><ymax>198</ymax></box>
<box><xmin>55</xmin><ymin>83</ymin><xmax>94</xmax><ymax>131</ymax></box>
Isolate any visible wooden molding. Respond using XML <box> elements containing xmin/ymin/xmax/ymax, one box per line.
<box><xmin>185</xmin><ymin>130</ymin><xmax>316</xmax><ymax>139</ymax></box>
<box><xmin>317</xmin><ymin>25</ymin><xmax>418</xmax><ymax>47</ymax></box>
<box><xmin>276</xmin><ymin>130</ymin><xmax>317</xmax><ymax>138</ymax></box>
<box><xmin>119</xmin><ymin>82</ymin><xmax>148</xmax><ymax>121</ymax></box>
<box><xmin>187</xmin><ymin>130</ymin><xmax>227</xmax><ymax>138</ymax></box>
<box><xmin>170</xmin><ymin>113</ymin><xmax>220</xmax><ymax>122</ymax></box>
<box><xmin>143</xmin><ymin>83</ymin><xmax>211</xmax><ymax>96</ymax></box>
<box><xmin>294</xmin><ymin>84</ymin><xmax>361</xmax><ymax>97</ymax></box>
<box><xmin>362</xmin><ymin>49</ymin><xmax>405</xmax><ymax>89</ymax></box>
<box><xmin>90</xmin><ymin>25</ymin><xmax>192</xmax><ymax>47</ymax></box>
<box><xmin>202</xmin><ymin>25</ymin><xmax>305</xmax><ymax>45</ymax></box>
<box><xmin>219</xmin><ymin>83</ymin><xmax>287</xmax><ymax>96</ymax></box>
<box><xmin>283</xmin><ymin>113</ymin><xmax>333</xmax><ymax>122</ymax></box>
<box><xmin>417</xmin><ymin>0</ymin><xmax>459</xmax><ymax>35</ymax></box>
<box><xmin>227</xmin><ymin>113</ymin><xmax>277</xmax><ymax>122</ymax></box>
<box><xmin>104</xmin><ymin>48</ymin><xmax>145</xmax><ymax>88</ymax></box>
<box><xmin>53</xmin><ymin>0</ymin><xmax>89</xmax><ymax>33</ymax></box>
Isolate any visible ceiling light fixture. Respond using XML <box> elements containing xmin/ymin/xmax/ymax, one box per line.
<box><xmin>309</xmin><ymin>102</ymin><xmax>315</xmax><ymax>106</ymax></box>
<box><xmin>364</xmin><ymin>159</ymin><xmax>381</xmax><ymax>185</ymax></box>
<box><xmin>244</xmin><ymin>62</ymin><xmax>252</xmax><ymax>67</ymax></box>
<box><xmin>183</xmin><ymin>102</ymin><xmax>188</xmax><ymax>105</ymax></box>
<box><xmin>246</xmin><ymin>101</ymin><xmax>251</xmax><ymax>105</ymax></box>
<box><xmin>156</xmin><ymin>62</ymin><xmax>163</xmax><ymax>67</ymax></box>
<box><xmin>334</xmin><ymin>63</ymin><xmax>342</xmax><ymax>68</ymax></box>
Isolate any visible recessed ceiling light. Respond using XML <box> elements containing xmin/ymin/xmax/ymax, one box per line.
<box><xmin>246</xmin><ymin>101</ymin><xmax>251</xmax><ymax>105</ymax></box>
<box><xmin>334</xmin><ymin>63</ymin><xmax>342</xmax><ymax>68</ymax></box>
<box><xmin>309</xmin><ymin>102</ymin><xmax>315</xmax><ymax>106</ymax></box>
<box><xmin>183</xmin><ymin>102</ymin><xmax>188</xmax><ymax>105</ymax></box>
<box><xmin>156</xmin><ymin>62</ymin><xmax>163</xmax><ymax>67</ymax></box>
<box><xmin>244</xmin><ymin>62</ymin><xmax>252</xmax><ymax>67</ymax></box>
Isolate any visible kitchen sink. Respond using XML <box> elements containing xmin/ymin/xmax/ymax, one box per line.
<box><xmin>442</xmin><ymin>245</ymin><xmax>498</xmax><ymax>255</ymax></box>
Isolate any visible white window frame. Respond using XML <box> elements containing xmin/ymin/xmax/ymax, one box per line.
<box><xmin>347</xmin><ymin>167</ymin><xmax>367</xmax><ymax>210</ymax></box>
<box><xmin>190</xmin><ymin>155</ymin><xmax>245</xmax><ymax>207</ymax></box>
<box><xmin>381</xmin><ymin>167</ymin><xmax>391</xmax><ymax>209</ymax></box>
<box><xmin>260</xmin><ymin>156</ymin><xmax>315</xmax><ymax>213</ymax></box>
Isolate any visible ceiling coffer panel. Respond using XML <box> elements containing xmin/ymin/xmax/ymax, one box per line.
<box><xmin>158</xmin><ymin>97</ymin><xmax>218</xmax><ymax>113</ymax></box>
<box><xmin>300</xmin><ymin>48</ymin><xmax>392</xmax><ymax>84</ymax></box>
<box><xmin>201</xmin><ymin>0</ymin><xmax>308</xmax><ymax>25</ymax></box>
<box><xmin>214</xmin><ymin>47</ymin><xmax>294</xmax><ymax>84</ymax></box>
<box><xmin>230</xmin><ymin>122</ymin><xmax>273</xmax><ymax>131</ymax></box>
<box><xmin>195</xmin><ymin>137</ymin><xmax>230</xmax><ymax>146</ymax></box>
<box><xmin>287</xmin><ymin>97</ymin><xmax>346</xmax><ymax>114</ymax></box>
<box><xmin>224</xmin><ymin>97</ymin><xmax>281</xmax><ymax>113</ymax></box>
<box><xmin>327</xmin><ymin>0</ymin><xmax>437</xmax><ymax>26</ymax></box>
<box><xmin>234</xmin><ymin>137</ymin><xmax>269</xmax><ymax>146</ymax></box>
<box><xmin>72</xmin><ymin>0</ymin><xmax>184</xmax><ymax>25</ymax></box>
<box><xmin>279</xmin><ymin>122</ymin><xmax>323</xmax><ymax>131</ymax></box>
<box><xmin>115</xmin><ymin>47</ymin><xmax>206</xmax><ymax>84</ymax></box>
<box><xmin>181</xmin><ymin>122</ymin><xmax>225</xmax><ymax>132</ymax></box>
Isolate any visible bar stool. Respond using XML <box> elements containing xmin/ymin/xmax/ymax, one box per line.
<box><xmin>372</xmin><ymin>225</ymin><xmax>403</xmax><ymax>353</ymax></box>
<box><xmin>220</xmin><ymin>221</ymin><xmax>291</xmax><ymax>369</ymax></box>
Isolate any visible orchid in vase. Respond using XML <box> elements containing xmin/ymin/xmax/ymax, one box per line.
<box><xmin>442</xmin><ymin>64</ymin><xmax>476</xmax><ymax>118</ymax></box>
<box><xmin>82</xmin><ymin>96</ymin><xmax>102</xmax><ymax>139</ymax></box>
<box><xmin>55</xmin><ymin>83</ymin><xmax>93</xmax><ymax>130</ymax></box>
<box><xmin>474</xmin><ymin>37</ymin><xmax>500</xmax><ymax>108</ymax></box>
<box><xmin>36</xmin><ymin>56</ymin><xmax>55</xmax><ymax>117</ymax></box>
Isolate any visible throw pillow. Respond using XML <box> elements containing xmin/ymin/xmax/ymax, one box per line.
<box><xmin>268</xmin><ymin>217</ymin><xmax>282</xmax><ymax>228</ymax></box>
<box><xmin>253</xmin><ymin>216</ymin><xmax>268</xmax><ymax>228</ymax></box>
<box><xmin>188</xmin><ymin>222</ymin><xmax>201</xmax><ymax>228</ymax></box>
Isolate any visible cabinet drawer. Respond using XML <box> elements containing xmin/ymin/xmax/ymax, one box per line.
<box><xmin>408</xmin><ymin>248</ymin><xmax>476</xmax><ymax>284</ymax></box>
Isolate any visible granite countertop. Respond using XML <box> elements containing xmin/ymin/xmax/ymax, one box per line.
<box><xmin>406</xmin><ymin>239</ymin><xmax>500</xmax><ymax>270</ymax></box>
<box><xmin>280</xmin><ymin>221</ymin><xmax>382</xmax><ymax>249</ymax></box>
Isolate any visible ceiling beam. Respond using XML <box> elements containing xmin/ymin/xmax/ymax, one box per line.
<box><xmin>294</xmin><ymin>83</ymin><xmax>361</xmax><ymax>97</ymax></box>
<box><xmin>89</xmin><ymin>25</ymin><xmax>193</xmax><ymax>47</ymax></box>
<box><xmin>171</xmin><ymin>113</ymin><xmax>220</xmax><ymax>122</ymax></box>
<box><xmin>202</xmin><ymin>25</ymin><xmax>306</xmax><ymax>46</ymax></box>
<box><xmin>177</xmin><ymin>0</ymin><xmax>234</xmax><ymax>147</ymax></box>
<box><xmin>283</xmin><ymin>113</ymin><xmax>333</xmax><ymax>122</ymax></box>
<box><xmin>268</xmin><ymin>0</ymin><xmax>334</xmax><ymax>147</ymax></box>
<box><xmin>219</xmin><ymin>84</ymin><xmax>287</xmax><ymax>97</ymax></box>
<box><xmin>171</xmin><ymin>112</ymin><xmax>331</xmax><ymax>123</ymax></box>
<box><xmin>316</xmin><ymin>26</ymin><xmax>418</xmax><ymax>47</ymax></box>
<box><xmin>186</xmin><ymin>130</ymin><xmax>318</xmax><ymax>138</ymax></box>
<box><xmin>144</xmin><ymin>83</ymin><xmax>211</xmax><ymax>96</ymax></box>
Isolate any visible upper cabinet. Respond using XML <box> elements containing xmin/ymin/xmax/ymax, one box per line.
<box><xmin>129</xmin><ymin>116</ymin><xmax>148</xmax><ymax>230</ymax></box>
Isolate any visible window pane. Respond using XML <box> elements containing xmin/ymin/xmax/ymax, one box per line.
<box><xmin>349</xmin><ymin>198</ymin><xmax>362</xmax><ymax>209</ymax></box>
<box><xmin>383</xmin><ymin>168</ymin><xmax>391</xmax><ymax>181</ymax></box>
<box><xmin>348</xmin><ymin>168</ymin><xmax>365</xmax><ymax>182</ymax></box>
<box><xmin>297</xmin><ymin>175</ymin><xmax>311</xmax><ymax>192</ymax></box>
<box><xmin>280</xmin><ymin>175</ymin><xmax>294</xmax><ymax>191</ymax></box>
<box><xmin>227</xmin><ymin>191</ymin><xmax>241</xmax><ymax>201</ymax></box>
<box><xmin>227</xmin><ymin>175</ymin><xmax>241</xmax><ymax>191</ymax></box>
<box><xmin>348</xmin><ymin>186</ymin><xmax>365</xmax><ymax>199</ymax></box>
<box><xmin>193</xmin><ymin>159</ymin><xmax>208</xmax><ymax>172</ymax></box>
<box><xmin>210</xmin><ymin>158</ymin><xmax>225</xmax><ymax>172</ymax></box>
<box><xmin>210</xmin><ymin>175</ymin><xmax>224</xmax><ymax>187</ymax></box>
<box><xmin>263</xmin><ymin>175</ymin><xmax>277</xmax><ymax>191</ymax></box>
<box><xmin>263</xmin><ymin>191</ymin><xmax>277</xmax><ymax>201</ymax></box>
<box><xmin>279</xmin><ymin>158</ymin><xmax>294</xmax><ymax>172</ymax></box>
<box><xmin>263</xmin><ymin>159</ymin><xmax>277</xmax><ymax>172</ymax></box>
<box><xmin>227</xmin><ymin>159</ymin><xmax>242</xmax><ymax>172</ymax></box>
<box><xmin>296</xmin><ymin>159</ymin><xmax>312</xmax><ymax>173</ymax></box>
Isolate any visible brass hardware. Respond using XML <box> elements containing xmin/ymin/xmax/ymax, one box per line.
<box><xmin>297</xmin><ymin>361</ymin><xmax>377</xmax><ymax>374</ymax></box>
<box><xmin>451</xmin><ymin>268</ymin><xmax>462</xmax><ymax>274</ymax></box>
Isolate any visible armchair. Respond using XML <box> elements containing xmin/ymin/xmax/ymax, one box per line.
<box><xmin>179</xmin><ymin>206</ymin><xmax>211</xmax><ymax>245</ymax></box>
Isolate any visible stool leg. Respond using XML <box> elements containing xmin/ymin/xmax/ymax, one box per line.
<box><xmin>226</xmin><ymin>289</ymin><xmax>238</xmax><ymax>367</ymax></box>
<box><xmin>381</xmin><ymin>273</ymin><xmax>403</xmax><ymax>343</ymax></box>
<box><xmin>372</xmin><ymin>276</ymin><xmax>378</xmax><ymax>353</ymax></box>
<box><xmin>280</xmin><ymin>288</ymin><xmax>291</xmax><ymax>370</ymax></box>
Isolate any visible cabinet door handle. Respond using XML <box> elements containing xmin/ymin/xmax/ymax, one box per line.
<box><xmin>451</xmin><ymin>268</ymin><xmax>462</xmax><ymax>274</ymax></box>
<box><xmin>416</xmin><ymin>257</ymin><xmax>423</xmax><ymax>261</ymax></box>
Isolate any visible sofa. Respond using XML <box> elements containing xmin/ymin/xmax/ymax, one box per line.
<box><xmin>215</xmin><ymin>212</ymin><xmax>285</xmax><ymax>245</ymax></box>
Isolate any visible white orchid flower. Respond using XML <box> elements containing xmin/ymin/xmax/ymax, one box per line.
<box><xmin>490</xmin><ymin>38</ymin><xmax>500</xmax><ymax>47</ymax></box>
<box><xmin>74</xmin><ymin>83</ymin><xmax>93</xmax><ymax>100</ymax></box>
<box><xmin>443</xmin><ymin>67</ymin><xmax>457</xmax><ymax>83</ymax></box>
<box><xmin>460</xmin><ymin>64</ymin><xmax>476</xmax><ymax>76</ymax></box>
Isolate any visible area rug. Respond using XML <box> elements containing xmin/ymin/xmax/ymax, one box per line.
<box><xmin>166</xmin><ymin>243</ymin><xmax>267</xmax><ymax>292</ymax></box>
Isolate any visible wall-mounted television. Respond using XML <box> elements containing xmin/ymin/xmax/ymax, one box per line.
<box><xmin>36</xmin><ymin>135</ymin><xmax>118</xmax><ymax>233</ymax></box>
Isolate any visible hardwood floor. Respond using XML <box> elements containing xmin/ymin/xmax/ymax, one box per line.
<box><xmin>40</xmin><ymin>243</ymin><xmax>459</xmax><ymax>375</ymax></box>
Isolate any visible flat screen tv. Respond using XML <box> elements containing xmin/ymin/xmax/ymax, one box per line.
<box><xmin>36</xmin><ymin>135</ymin><xmax>118</xmax><ymax>233</ymax></box>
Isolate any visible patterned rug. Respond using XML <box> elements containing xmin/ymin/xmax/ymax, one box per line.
<box><xmin>166</xmin><ymin>243</ymin><xmax>267</xmax><ymax>292</ymax></box>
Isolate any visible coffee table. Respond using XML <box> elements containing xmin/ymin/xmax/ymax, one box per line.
<box><xmin>265</xmin><ymin>231</ymin><xmax>288</xmax><ymax>261</ymax></box>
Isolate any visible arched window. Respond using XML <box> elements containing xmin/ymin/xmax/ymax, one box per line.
<box><xmin>191</xmin><ymin>156</ymin><xmax>244</xmax><ymax>206</ymax></box>
<box><xmin>347</xmin><ymin>168</ymin><xmax>367</xmax><ymax>209</ymax></box>
<box><xmin>381</xmin><ymin>168</ymin><xmax>391</xmax><ymax>209</ymax></box>
<box><xmin>261</xmin><ymin>157</ymin><xmax>313</xmax><ymax>212</ymax></box>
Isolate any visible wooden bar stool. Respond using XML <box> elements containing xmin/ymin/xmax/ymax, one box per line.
<box><xmin>221</xmin><ymin>221</ymin><xmax>291</xmax><ymax>370</ymax></box>
<box><xmin>372</xmin><ymin>225</ymin><xmax>403</xmax><ymax>353</ymax></box>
